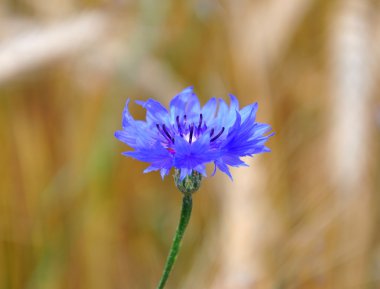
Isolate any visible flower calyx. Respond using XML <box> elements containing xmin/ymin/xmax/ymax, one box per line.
<box><xmin>174</xmin><ymin>169</ymin><xmax>202</xmax><ymax>195</ymax></box>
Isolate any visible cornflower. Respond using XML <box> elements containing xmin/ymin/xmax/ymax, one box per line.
<box><xmin>115</xmin><ymin>87</ymin><xmax>273</xmax><ymax>289</ymax></box>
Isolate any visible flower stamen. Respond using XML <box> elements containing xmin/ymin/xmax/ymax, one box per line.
<box><xmin>157</xmin><ymin>123</ymin><xmax>174</xmax><ymax>143</ymax></box>
<box><xmin>156</xmin><ymin>124</ymin><xmax>167</xmax><ymax>140</ymax></box>
<box><xmin>162</xmin><ymin>124</ymin><xmax>175</xmax><ymax>143</ymax></box>
<box><xmin>210</xmin><ymin>127</ymin><xmax>225</xmax><ymax>142</ymax></box>
<box><xmin>197</xmin><ymin>114</ymin><xmax>203</xmax><ymax>131</ymax></box>
<box><xmin>176</xmin><ymin>116</ymin><xmax>183</xmax><ymax>137</ymax></box>
<box><xmin>189</xmin><ymin>125</ymin><xmax>194</xmax><ymax>144</ymax></box>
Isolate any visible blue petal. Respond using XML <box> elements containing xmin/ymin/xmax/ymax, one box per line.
<box><xmin>144</xmin><ymin>165</ymin><xmax>171</xmax><ymax>179</ymax></box>
<box><xmin>221</xmin><ymin>155</ymin><xmax>249</xmax><ymax>167</ymax></box>
<box><xmin>240</xmin><ymin>102</ymin><xmax>258</xmax><ymax>122</ymax></box>
<box><xmin>115</xmin><ymin>119</ymin><xmax>158</xmax><ymax>148</ymax></box>
<box><xmin>160</xmin><ymin>168</ymin><xmax>171</xmax><ymax>179</ymax></box>
<box><xmin>136</xmin><ymin>99</ymin><xmax>170</xmax><ymax>125</ymax></box>
<box><xmin>211</xmin><ymin>163</ymin><xmax>217</xmax><ymax>176</ymax></box>
<box><xmin>193</xmin><ymin>164</ymin><xmax>207</xmax><ymax>177</ymax></box>
<box><xmin>249</xmin><ymin>123</ymin><xmax>272</xmax><ymax>139</ymax></box>
<box><xmin>216</xmin><ymin>97</ymin><xmax>239</xmax><ymax>129</ymax></box>
<box><xmin>217</xmin><ymin>105</ymin><xmax>273</xmax><ymax>165</ymax></box>
<box><xmin>115</xmin><ymin>130</ymin><xmax>136</xmax><ymax>146</ymax></box>
<box><xmin>201</xmin><ymin>97</ymin><xmax>217</xmax><ymax>124</ymax></box>
<box><xmin>123</xmin><ymin>142</ymin><xmax>173</xmax><ymax>175</ymax></box>
<box><xmin>173</xmin><ymin>134</ymin><xmax>218</xmax><ymax>177</ymax></box>
<box><xmin>179</xmin><ymin>168</ymin><xmax>192</xmax><ymax>181</ymax></box>
<box><xmin>143</xmin><ymin>166</ymin><xmax>159</xmax><ymax>173</ymax></box>
<box><xmin>216</xmin><ymin>98</ymin><xmax>229</xmax><ymax>124</ymax></box>
<box><xmin>118</xmin><ymin>100</ymin><xmax>161</xmax><ymax>147</ymax></box>
<box><xmin>215</xmin><ymin>159</ymin><xmax>233</xmax><ymax>180</ymax></box>
<box><xmin>225</xmin><ymin>110</ymin><xmax>241</xmax><ymax>140</ymax></box>
<box><xmin>228</xmin><ymin>94</ymin><xmax>240</xmax><ymax>111</ymax></box>
<box><xmin>122</xmin><ymin>99</ymin><xmax>133</xmax><ymax>129</ymax></box>
<box><xmin>262</xmin><ymin>146</ymin><xmax>271</xmax><ymax>153</ymax></box>
<box><xmin>169</xmin><ymin>86</ymin><xmax>201</xmax><ymax>122</ymax></box>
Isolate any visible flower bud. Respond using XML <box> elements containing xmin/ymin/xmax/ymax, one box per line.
<box><xmin>174</xmin><ymin>170</ymin><xmax>202</xmax><ymax>195</ymax></box>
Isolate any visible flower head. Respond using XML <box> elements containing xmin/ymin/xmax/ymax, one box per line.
<box><xmin>115</xmin><ymin>87</ymin><xmax>273</xmax><ymax>180</ymax></box>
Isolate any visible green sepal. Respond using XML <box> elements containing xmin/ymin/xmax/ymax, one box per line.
<box><xmin>174</xmin><ymin>170</ymin><xmax>202</xmax><ymax>195</ymax></box>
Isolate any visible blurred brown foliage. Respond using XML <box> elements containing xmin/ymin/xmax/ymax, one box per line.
<box><xmin>1</xmin><ymin>1</ymin><xmax>380</xmax><ymax>289</ymax></box>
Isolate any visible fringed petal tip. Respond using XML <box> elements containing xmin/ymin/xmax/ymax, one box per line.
<box><xmin>215</xmin><ymin>160</ymin><xmax>233</xmax><ymax>181</ymax></box>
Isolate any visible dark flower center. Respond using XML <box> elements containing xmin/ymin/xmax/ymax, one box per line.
<box><xmin>156</xmin><ymin>114</ymin><xmax>224</xmax><ymax>145</ymax></box>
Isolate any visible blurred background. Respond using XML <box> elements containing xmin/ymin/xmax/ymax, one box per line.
<box><xmin>1</xmin><ymin>0</ymin><xmax>380</xmax><ymax>288</ymax></box>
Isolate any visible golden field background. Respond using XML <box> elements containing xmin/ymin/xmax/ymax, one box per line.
<box><xmin>1</xmin><ymin>1</ymin><xmax>380</xmax><ymax>289</ymax></box>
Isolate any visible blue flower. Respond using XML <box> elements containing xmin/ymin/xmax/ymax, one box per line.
<box><xmin>115</xmin><ymin>87</ymin><xmax>273</xmax><ymax>180</ymax></box>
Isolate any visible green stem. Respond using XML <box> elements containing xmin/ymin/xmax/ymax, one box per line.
<box><xmin>155</xmin><ymin>194</ymin><xmax>193</xmax><ymax>289</ymax></box>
